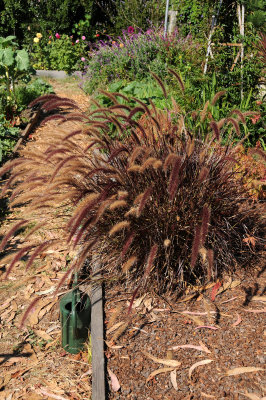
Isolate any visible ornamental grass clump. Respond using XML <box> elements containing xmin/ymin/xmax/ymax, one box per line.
<box><xmin>0</xmin><ymin>74</ymin><xmax>264</xmax><ymax>296</ymax></box>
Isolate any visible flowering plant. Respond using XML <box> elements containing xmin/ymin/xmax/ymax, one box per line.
<box><xmin>30</xmin><ymin>33</ymin><xmax>88</xmax><ymax>73</ymax></box>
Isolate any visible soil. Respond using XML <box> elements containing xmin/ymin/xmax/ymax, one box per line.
<box><xmin>0</xmin><ymin>77</ymin><xmax>265</xmax><ymax>400</ymax></box>
<box><xmin>104</xmin><ymin>265</ymin><xmax>265</xmax><ymax>400</ymax></box>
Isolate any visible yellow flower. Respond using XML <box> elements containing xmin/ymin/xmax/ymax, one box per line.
<box><xmin>34</xmin><ymin>37</ymin><xmax>39</xmax><ymax>43</ymax></box>
<box><xmin>48</xmin><ymin>40</ymin><xmax>51</xmax><ymax>44</ymax></box>
<box><xmin>36</xmin><ymin>33</ymin><xmax>42</xmax><ymax>39</ymax></box>
<box><xmin>119</xmin><ymin>43</ymin><xmax>124</xmax><ymax>48</ymax></box>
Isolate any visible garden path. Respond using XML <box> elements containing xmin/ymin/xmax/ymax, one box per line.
<box><xmin>0</xmin><ymin>77</ymin><xmax>92</xmax><ymax>400</ymax></box>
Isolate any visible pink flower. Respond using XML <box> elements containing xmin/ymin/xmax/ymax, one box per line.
<box><xmin>76</xmin><ymin>39</ymin><xmax>79</xmax><ymax>43</ymax></box>
<box><xmin>49</xmin><ymin>35</ymin><xmax>52</xmax><ymax>39</ymax></box>
<box><xmin>127</xmin><ymin>26</ymin><xmax>134</xmax><ymax>34</ymax></box>
<box><xmin>81</xmin><ymin>57</ymin><xmax>85</xmax><ymax>62</ymax></box>
<box><xmin>82</xmin><ymin>36</ymin><xmax>86</xmax><ymax>40</ymax></box>
<box><xmin>55</xmin><ymin>33</ymin><xmax>60</xmax><ymax>39</ymax></box>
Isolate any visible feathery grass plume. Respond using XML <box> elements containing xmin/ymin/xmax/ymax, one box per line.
<box><xmin>210</xmin><ymin>91</ymin><xmax>226</xmax><ymax>106</ymax></box>
<box><xmin>200</xmin><ymin>205</ymin><xmax>211</xmax><ymax>245</ymax></box>
<box><xmin>127</xmin><ymin>164</ymin><xmax>142</xmax><ymax>173</ymax></box>
<box><xmin>40</xmin><ymin>114</ymin><xmax>67</xmax><ymax>126</ymax></box>
<box><xmin>151</xmin><ymin>72</ymin><xmax>167</xmax><ymax>99</ymax></box>
<box><xmin>5</xmin><ymin>245</ymin><xmax>33</xmax><ymax>278</ymax></box>
<box><xmin>140</xmin><ymin>157</ymin><xmax>160</xmax><ymax>172</ymax></box>
<box><xmin>191</xmin><ymin>225</ymin><xmax>202</xmax><ymax>268</ymax></box>
<box><xmin>226</xmin><ymin>117</ymin><xmax>241</xmax><ymax>137</ymax></box>
<box><xmin>207</xmin><ymin>249</ymin><xmax>214</xmax><ymax>281</ymax></box>
<box><xmin>109</xmin><ymin>221</ymin><xmax>130</xmax><ymax>237</ymax></box>
<box><xmin>200</xmin><ymin>101</ymin><xmax>210</xmax><ymax>122</ymax></box>
<box><xmin>108</xmin><ymin>146</ymin><xmax>129</xmax><ymax>163</ymax></box>
<box><xmin>124</xmin><ymin>207</ymin><xmax>138</xmax><ymax>217</ymax></box>
<box><xmin>26</xmin><ymin>241</ymin><xmax>58</xmax><ymax>271</ymax></box>
<box><xmin>98</xmin><ymin>89</ymin><xmax>118</xmax><ymax>104</ymax></box>
<box><xmin>109</xmin><ymin>200</ymin><xmax>128</xmax><ymax>210</ymax></box>
<box><xmin>1</xmin><ymin>78</ymin><xmax>264</xmax><ymax>308</ymax></box>
<box><xmin>209</xmin><ymin>121</ymin><xmax>220</xmax><ymax>141</ymax></box>
<box><xmin>229</xmin><ymin>109</ymin><xmax>246</xmax><ymax>124</ymax></box>
<box><xmin>122</xmin><ymin>256</ymin><xmax>137</xmax><ymax>273</ymax></box>
<box><xmin>28</xmin><ymin>94</ymin><xmax>60</xmax><ymax>107</ymax></box>
<box><xmin>198</xmin><ymin>166</ymin><xmax>209</xmax><ymax>183</ymax></box>
<box><xmin>163</xmin><ymin>153</ymin><xmax>180</xmax><ymax>173</ymax></box>
<box><xmin>168</xmin><ymin>156</ymin><xmax>182</xmax><ymax>201</ymax></box>
<box><xmin>248</xmin><ymin>148</ymin><xmax>266</xmax><ymax>162</ymax></box>
<box><xmin>128</xmin><ymin>107</ymin><xmax>146</xmax><ymax>121</ymax></box>
<box><xmin>117</xmin><ymin>191</ymin><xmax>128</xmax><ymax>199</ymax></box>
<box><xmin>168</xmin><ymin>68</ymin><xmax>185</xmax><ymax>92</ymax></box>
<box><xmin>186</xmin><ymin>138</ymin><xmax>195</xmax><ymax>157</ymax></box>
<box><xmin>121</xmin><ymin>233</ymin><xmax>135</xmax><ymax>259</ymax></box>
<box><xmin>137</xmin><ymin>186</ymin><xmax>153</xmax><ymax>217</ymax></box>
<box><xmin>0</xmin><ymin>220</ymin><xmax>28</xmax><ymax>252</ymax></box>
<box><xmin>143</xmin><ymin>244</ymin><xmax>158</xmax><ymax>281</ymax></box>
<box><xmin>129</xmin><ymin>147</ymin><xmax>146</xmax><ymax>165</ymax></box>
<box><xmin>20</xmin><ymin>297</ymin><xmax>41</xmax><ymax>328</ymax></box>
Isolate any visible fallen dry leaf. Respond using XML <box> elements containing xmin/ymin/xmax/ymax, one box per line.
<box><xmin>146</xmin><ymin>367</ymin><xmax>175</xmax><ymax>382</ymax></box>
<box><xmin>240</xmin><ymin>393</ymin><xmax>261</xmax><ymax>400</ymax></box>
<box><xmin>244</xmin><ymin>308</ymin><xmax>266</xmax><ymax>313</ymax></box>
<box><xmin>194</xmin><ymin>325</ymin><xmax>219</xmax><ymax>330</ymax></box>
<box><xmin>171</xmin><ymin>343</ymin><xmax>211</xmax><ymax>354</ymax></box>
<box><xmin>189</xmin><ymin>359</ymin><xmax>213</xmax><ymax>380</ymax></box>
<box><xmin>34</xmin><ymin>329</ymin><xmax>53</xmax><ymax>341</ymax></box>
<box><xmin>35</xmin><ymin>388</ymin><xmax>68</xmax><ymax>400</ymax></box>
<box><xmin>232</xmin><ymin>313</ymin><xmax>242</xmax><ymax>326</ymax></box>
<box><xmin>170</xmin><ymin>369</ymin><xmax>178</xmax><ymax>391</ymax></box>
<box><xmin>105</xmin><ymin>340</ymin><xmax>124</xmax><ymax>349</ymax></box>
<box><xmin>200</xmin><ymin>392</ymin><xmax>216</xmax><ymax>399</ymax></box>
<box><xmin>211</xmin><ymin>281</ymin><xmax>222</xmax><ymax>301</ymax></box>
<box><xmin>182</xmin><ymin>314</ymin><xmax>204</xmax><ymax>326</ymax></box>
<box><xmin>106</xmin><ymin>321</ymin><xmax>125</xmax><ymax>335</ymax></box>
<box><xmin>251</xmin><ymin>296</ymin><xmax>266</xmax><ymax>302</ymax></box>
<box><xmin>108</xmin><ymin>368</ymin><xmax>120</xmax><ymax>392</ymax></box>
<box><xmin>142</xmin><ymin>350</ymin><xmax>181</xmax><ymax>367</ymax></box>
<box><xmin>225</xmin><ymin>366</ymin><xmax>264</xmax><ymax>376</ymax></box>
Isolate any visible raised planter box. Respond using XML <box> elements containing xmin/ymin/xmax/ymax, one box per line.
<box><xmin>36</xmin><ymin>70</ymin><xmax>83</xmax><ymax>79</ymax></box>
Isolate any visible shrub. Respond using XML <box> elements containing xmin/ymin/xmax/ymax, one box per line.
<box><xmin>0</xmin><ymin>114</ymin><xmax>20</xmax><ymax>164</ymax></box>
<box><xmin>82</xmin><ymin>28</ymin><xmax>203</xmax><ymax>95</ymax></box>
<box><xmin>0</xmin><ymin>75</ymin><xmax>264</xmax><ymax>297</ymax></box>
<box><xmin>28</xmin><ymin>33</ymin><xmax>88</xmax><ymax>73</ymax></box>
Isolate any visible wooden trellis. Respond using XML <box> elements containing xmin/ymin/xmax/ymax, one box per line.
<box><xmin>204</xmin><ymin>1</ymin><xmax>245</xmax><ymax>99</ymax></box>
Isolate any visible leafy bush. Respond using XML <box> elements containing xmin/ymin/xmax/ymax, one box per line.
<box><xmin>0</xmin><ymin>114</ymin><xmax>20</xmax><ymax>164</ymax></box>
<box><xmin>15</xmin><ymin>78</ymin><xmax>54</xmax><ymax>113</ymax></box>
<box><xmin>0</xmin><ymin>78</ymin><xmax>264</xmax><ymax>297</ymax></box>
<box><xmin>0</xmin><ymin>35</ymin><xmax>33</xmax><ymax>119</ymax></box>
<box><xmin>82</xmin><ymin>28</ymin><xmax>203</xmax><ymax>95</ymax></box>
<box><xmin>28</xmin><ymin>33</ymin><xmax>88</xmax><ymax>73</ymax></box>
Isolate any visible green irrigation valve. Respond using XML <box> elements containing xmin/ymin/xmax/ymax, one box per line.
<box><xmin>60</xmin><ymin>273</ymin><xmax>91</xmax><ymax>354</ymax></box>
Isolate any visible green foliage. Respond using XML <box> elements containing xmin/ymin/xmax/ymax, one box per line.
<box><xmin>0</xmin><ymin>35</ymin><xmax>33</xmax><ymax>118</ymax></box>
<box><xmin>112</xmin><ymin>0</ymin><xmax>165</xmax><ymax>34</ymax></box>
<box><xmin>171</xmin><ymin>0</ymin><xmax>215</xmax><ymax>38</ymax></box>
<box><xmin>82</xmin><ymin>29</ymin><xmax>203</xmax><ymax>95</ymax></box>
<box><xmin>15</xmin><ymin>78</ymin><xmax>54</xmax><ymax>113</ymax></box>
<box><xmin>0</xmin><ymin>113</ymin><xmax>20</xmax><ymax>164</ymax></box>
<box><xmin>29</xmin><ymin>34</ymin><xmax>87</xmax><ymax>73</ymax></box>
<box><xmin>0</xmin><ymin>0</ymin><xmax>94</xmax><ymax>43</ymax></box>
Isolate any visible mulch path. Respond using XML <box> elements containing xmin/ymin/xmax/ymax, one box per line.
<box><xmin>0</xmin><ymin>78</ymin><xmax>92</xmax><ymax>400</ymax></box>
<box><xmin>105</xmin><ymin>264</ymin><xmax>265</xmax><ymax>400</ymax></box>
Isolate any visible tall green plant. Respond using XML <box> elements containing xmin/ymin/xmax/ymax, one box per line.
<box><xmin>0</xmin><ymin>35</ymin><xmax>32</xmax><ymax>118</ymax></box>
